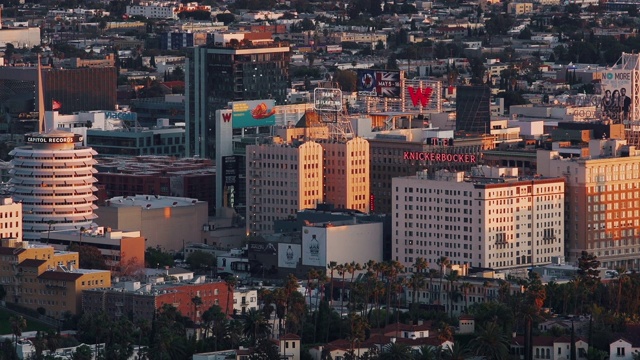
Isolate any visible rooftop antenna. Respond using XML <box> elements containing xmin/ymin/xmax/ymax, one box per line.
<box><xmin>37</xmin><ymin>54</ymin><xmax>45</xmax><ymax>133</ymax></box>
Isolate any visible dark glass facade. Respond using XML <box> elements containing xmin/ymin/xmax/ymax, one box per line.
<box><xmin>455</xmin><ymin>85</ymin><xmax>492</xmax><ymax>134</ymax></box>
<box><xmin>43</xmin><ymin>67</ymin><xmax>117</xmax><ymax>114</ymax></box>
<box><xmin>185</xmin><ymin>44</ymin><xmax>291</xmax><ymax>158</ymax></box>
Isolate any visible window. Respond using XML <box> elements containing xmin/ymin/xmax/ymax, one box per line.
<box><xmin>617</xmin><ymin>347</ymin><xmax>625</xmax><ymax>356</ymax></box>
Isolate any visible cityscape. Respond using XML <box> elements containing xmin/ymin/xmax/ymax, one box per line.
<box><xmin>1</xmin><ymin>0</ymin><xmax>640</xmax><ymax>359</ymax></box>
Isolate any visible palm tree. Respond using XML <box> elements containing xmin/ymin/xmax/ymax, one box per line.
<box><xmin>428</xmin><ymin>269</ymin><xmax>438</xmax><ymax>304</ymax></box>
<box><xmin>441</xmin><ymin>342</ymin><xmax>471</xmax><ymax>360</ymax></box>
<box><xmin>191</xmin><ymin>296</ymin><xmax>203</xmax><ymax>324</ymax></box>
<box><xmin>470</xmin><ymin>321</ymin><xmax>511</xmax><ymax>360</ymax></box>
<box><xmin>436</xmin><ymin>256</ymin><xmax>450</xmax><ymax>305</ymax></box>
<box><xmin>460</xmin><ymin>282</ymin><xmax>472</xmax><ymax>313</ymax></box>
<box><xmin>379</xmin><ymin>341</ymin><xmax>413</xmax><ymax>360</ymax></box>
<box><xmin>242</xmin><ymin>309</ymin><xmax>270</xmax><ymax>346</ymax></box>
<box><xmin>46</xmin><ymin>220</ymin><xmax>56</xmax><ymax>244</ymax></box>
<box><xmin>10</xmin><ymin>316</ymin><xmax>26</xmax><ymax>352</ymax></box>
<box><xmin>445</xmin><ymin>270</ymin><xmax>460</xmax><ymax>317</ymax></box>
<box><xmin>79</xmin><ymin>226</ymin><xmax>86</xmax><ymax>246</ymax></box>
<box><xmin>346</xmin><ymin>261</ymin><xmax>361</xmax><ymax>307</ymax></box>
<box><xmin>414</xmin><ymin>257</ymin><xmax>429</xmax><ymax>274</ymax></box>
<box><xmin>327</xmin><ymin>261</ymin><xmax>338</xmax><ymax>306</ymax></box>
<box><xmin>224</xmin><ymin>276</ymin><xmax>237</xmax><ymax>316</ymax></box>
<box><xmin>410</xmin><ymin>272</ymin><xmax>426</xmax><ymax>305</ymax></box>
<box><xmin>415</xmin><ymin>345</ymin><xmax>441</xmax><ymax>360</ymax></box>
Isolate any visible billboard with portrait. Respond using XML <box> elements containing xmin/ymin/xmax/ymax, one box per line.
<box><xmin>302</xmin><ymin>227</ymin><xmax>326</xmax><ymax>267</ymax></box>
<box><xmin>230</xmin><ymin>99</ymin><xmax>277</xmax><ymax>128</ymax></box>
<box><xmin>278</xmin><ymin>243</ymin><xmax>301</xmax><ymax>268</ymax></box>
<box><xmin>595</xmin><ymin>70</ymin><xmax>632</xmax><ymax>122</ymax></box>
<box><xmin>357</xmin><ymin>70</ymin><xmax>402</xmax><ymax>98</ymax></box>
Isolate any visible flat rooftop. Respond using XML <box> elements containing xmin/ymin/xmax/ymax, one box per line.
<box><xmin>106</xmin><ymin>195</ymin><xmax>203</xmax><ymax>209</ymax></box>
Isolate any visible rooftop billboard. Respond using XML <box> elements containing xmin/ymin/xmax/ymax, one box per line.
<box><xmin>230</xmin><ymin>99</ymin><xmax>276</xmax><ymax>128</ymax></box>
<box><xmin>357</xmin><ymin>70</ymin><xmax>401</xmax><ymax>98</ymax></box>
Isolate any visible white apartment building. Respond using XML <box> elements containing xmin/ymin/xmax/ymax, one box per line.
<box><xmin>126</xmin><ymin>2</ymin><xmax>179</xmax><ymax>19</ymax></box>
<box><xmin>321</xmin><ymin>137</ymin><xmax>370</xmax><ymax>213</ymax></box>
<box><xmin>246</xmin><ymin>142</ymin><xmax>324</xmax><ymax>235</ymax></box>
<box><xmin>392</xmin><ymin>166</ymin><xmax>565</xmax><ymax>272</ymax></box>
<box><xmin>233</xmin><ymin>287</ymin><xmax>258</xmax><ymax>315</ymax></box>
<box><xmin>0</xmin><ymin>197</ymin><xmax>22</xmax><ymax>241</ymax></box>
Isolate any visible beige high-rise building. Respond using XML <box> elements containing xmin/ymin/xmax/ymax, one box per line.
<box><xmin>246</xmin><ymin>141</ymin><xmax>324</xmax><ymax>235</ymax></box>
<box><xmin>321</xmin><ymin>137</ymin><xmax>370</xmax><ymax>212</ymax></box>
<box><xmin>537</xmin><ymin>139</ymin><xmax>640</xmax><ymax>269</ymax></box>
<box><xmin>392</xmin><ymin>166</ymin><xmax>565</xmax><ymax>272</ymax></box>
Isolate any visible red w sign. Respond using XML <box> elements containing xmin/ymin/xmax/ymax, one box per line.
<box><xmin>408</xmin><ymin>87</ymin><xmax>433</xmax><ymax>107</ymax></box>
<box><xmin>222</xmin><ymin>112</ymin><xmax>232</xmax><ymax>122</ymax></box>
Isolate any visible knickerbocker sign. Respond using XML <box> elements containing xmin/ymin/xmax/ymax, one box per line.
<box><xmin>403</xmin><ymin>151</ymin><xmax>477</xmax><ymax>163</ymax></box>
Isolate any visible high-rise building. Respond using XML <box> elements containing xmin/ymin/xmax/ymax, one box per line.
<box><xmin>185</xmin><ymin>40</ymin><xmax>290</xmax><ymax>157</ymax></box>
<box><xmin>369</xmin><ymin>133</ymin><xmax>492</xmax><ymax>214</ymax></box>
<box><xmin>246</xmin><ymin>141</ymin><xmax>324</xmax><ymax>235</ymax></box>
<box><xmin>455</xmin><ymin>85</ymin><xmax>491</xmax><ymax>134</ymax></box>
<box><xmin>9</xmin><ymin>130</ymin><xmax>98</xmax><ymax>240</ymax></box>
<box><xmin>322</xmin><ymin>137</ymin><xmax>370</xmax><ymax>212</ymax></box>
<box><xmin>0</xmin><ymin>65</ymin><xmax>117</xmax><ymax>116</ymax></box>
<box><xmin>537</xmin><ymin>139</ymin><xmax>640</xmax><ymax>268</ymax></box>
<box><xmin>392</xmin><ymin>166</ymin><xmax>565</xmax><ymax>272</ymax></box>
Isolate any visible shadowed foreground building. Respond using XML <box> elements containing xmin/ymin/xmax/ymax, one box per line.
<box><xmin>82</xmin><ymin>277</ymin><xmax>230</xmax><ymax>322</ymax></box>
<box><xmin>0</xmin><ymin>239</ymin><xmax>111</xmax><ymax>318</ymax></box>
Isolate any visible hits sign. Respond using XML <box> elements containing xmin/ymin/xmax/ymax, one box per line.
<box><xmin>314</xmin><ymin>88</ymin><xmax>343</xmax><ymax>112</ymax></box>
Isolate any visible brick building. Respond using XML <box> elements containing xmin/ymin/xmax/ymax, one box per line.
<box><xmin>82</xmin><ymin>278</ymin><xmax>231</xmax><ymax>322</ymax></box>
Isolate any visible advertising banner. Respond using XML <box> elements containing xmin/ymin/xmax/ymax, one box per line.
<box><xmin>595</xmin><ymin>70</ymin><xmax>632</xmax><ymax>122</ymax></box>
<box><xmin>314</xmin><ymin>88</ymin><xmax>343</xmax><ymax>112</ymax></box>
<box><xmin>249</xmin><ymin>242</ymin><xmax>277</xmax><ymax>255</ymax></box>
<box><xmin>278</xmin><ymin>243</ymin><xmax>301</xmax><ymax>268</ymax></box>
<box><xmin>222</xmin><ymin>155</ymin><xmax>238</xmax><ymax>187</ymax></box>
<box><xmin>230</xmin><ymin>100</ymin><xmax>277</xmax><ymax>128</ymax></box>
<box><xmin>302</xmin><ymin>227</ymin><xmax>326</xmax><ymax>267</ymax></box>
<box><xmin>357</xmin><ymin>70</ymin><xmax>401</xmax><ymax>98</ymax></box>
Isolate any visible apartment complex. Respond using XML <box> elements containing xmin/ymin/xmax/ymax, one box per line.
<box><xmin>537</xmin><ymin>139</ymin><xmax>640</xmax><ymax>268</ymax></box>
<box><xmin>392</xmin><ymin>166</ymin><xmax>565</xmax><ymax>272</ymax></box>
<box><xmin>10</xmin><ymin>131</ymin><xmax>98</xmax><ymax>240</ymax></box>
<box><xmin>0</xmin><ymin>197</ymin><xmax>22</xmax><ymax>240</ymax></box>
<box><xmin>82</xmin><ymin>278</ymin><xmax>230</xmax><ymax>322</ymax></box>
<box><xmin>246</xmin><ymin>141</ymin><xmax>324</xmax><ymax>235</ymax></box>
<box><xmin>322</xmin><ymin>137</ymin><xmax>370</xmax><ymax>212</ymax></box>
<box><xmin>0</xmin><ymin>239</ymin><xmax>111</xmax><ymax>318</ymax></box>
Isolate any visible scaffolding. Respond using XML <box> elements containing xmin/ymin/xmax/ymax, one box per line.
<box><xmin>615</xmin><ymin>53</ymin><xmax>640</xmax><ymax>146</ymax></box>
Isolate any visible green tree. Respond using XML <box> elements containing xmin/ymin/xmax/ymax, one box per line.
<box><xmin>185</xmin><ymin>250</ymin><xmax>215</xmax><ymax>271</ymax></box>
<box><xmin>216</xmin><ymin>13</ymin><xmax>235</xmax><ymax>25</ymax></box>
<box><xmin>68</xmin><ymin>244</ymin><xmax>108</xmax><ymax>269</ymax></box>
<box><xmin>249</xmin><ymin>339</ymin><xmax>280</xmax><ymax>360</ymax></box>
<box><xmin>72</xmin><ymin>344</ymin><xmax>93</xmax><ymax>360</ymax></box>
<box><xmin>145</xmin><ymin>247</ymin><xmax>175</xmax><ymax>268</ymax></box>
<box><xmin>333</xmin><ymin>70</ymin><xmax>357</xmax><ymax>92</ymax></box>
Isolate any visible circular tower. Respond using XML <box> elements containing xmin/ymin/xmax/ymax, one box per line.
<box><xmin>9</xmin><ymin>130</ymin><xmax>98</xmax><ymax>240</ymax></box>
